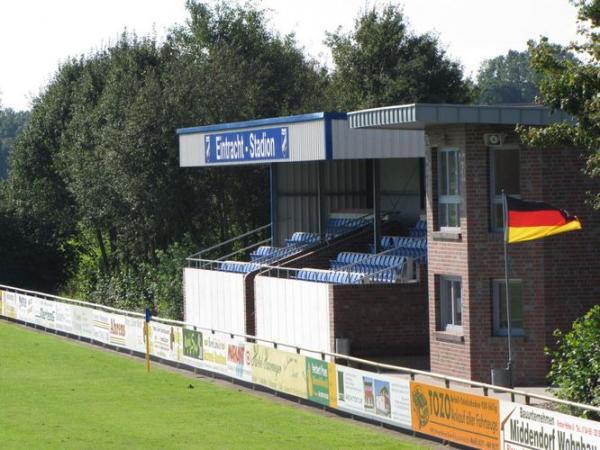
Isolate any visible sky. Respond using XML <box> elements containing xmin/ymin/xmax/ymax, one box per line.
<box><xmin>0</xmin><ymin>0</ymin><xmax>581</xmax><ymax>111</ymax></box>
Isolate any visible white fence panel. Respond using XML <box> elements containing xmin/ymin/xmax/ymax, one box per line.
<box><xmin>183</xmin><ymin>268</ymin><xmax>247</xmax><ymax>336</ymax></box>
<box><xmin>255</xmin><ymin>276</ymin><xmax>331</xmax><ymax>358</ymax></box>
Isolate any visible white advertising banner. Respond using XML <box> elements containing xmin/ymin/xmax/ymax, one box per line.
<box><xmin>2</xmin><ymin>291</ymin><xmax>18</xmax><ymax>319</ymax></box>
<box><xmin>150</xmin><ymin>322</ymin><xmax>182</xmax><ymax>362</ymax></box>
<box><xmin>335</xmin><ymin>366</ymin><xmax>412</xmax><ymax>431</ymax></box>
<box><xmin>72</xmin><ymin>305</ymin><xmax>94</xmax><ymax>339</ymax></box>
<box><xmin>54</xmin><ymin>301</ymin><xmax>74</xmax><ymax>333</ymax></box>
<box><xmin>92</xmin><ymin>310</ymin><xmax>111</xmax><ymax>343</ymax></box>
<box><xmin>201</xmin><ymin>333</ymin><xmax>228</xmax><ymax>375</ymax></box>
<box><xmin>500</xmin><ymin>402</ymin><xmax>600</xmax><ymax>450</ymax></box>
<box><xmin>33</xmin><ymin>298</ymin><xmax>56</xmax><ymax>329</ymax></box>
<box><xmin>226</xmin><ymin>340</ymin><xmax>252</xmax><ymax>382</ymax></box>
<box><xmin>125</xmin><ymin>317</ymin><xmax>145</xmax><ymax>353</ymax></box>
<box><xmin>108</xmin><ymin>314</ymin><xmax>127</xmax><ymax>347</ymax></box>
<box><xmin>16</xmin><ymin>294</ymin><xmax>34</xmax><ymax>322</ymax></box>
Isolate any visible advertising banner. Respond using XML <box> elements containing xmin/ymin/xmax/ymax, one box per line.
<box><xmin>3</xmin><ymin>292</ymin><xmax>18</xmax><ymax>319</ymax></box>
<box><xmin>202</xmin><ymin>333</ymin><xmax>228</xmax><ymax>374</ymax></box>
<box><xmin>336</xmin><ymin>366</ymin><xmax>412</xmax><ymax>430</ymax></box>
<box><xmin>500</xmin><ymin>402</ymin><xmax>600</xmax><ymax>450</ymax></box>
<box><xmin>410</xmin><ymin>381</ymin><xmax>500</xmax><ymax>450</ymax></box>
<box><xmin>108</xmin><ymin>314</ymin><xmax>127</xmax><ymax>347</ymax></box>
<box><xmin>204</xmin><ymin>127</ymin><xmax>289</xmax><ymax>164</ymax></box>
<box><xmin>250</xmin><ymin>344</ymin><xmax>307</xmax><ymax>399</ymax></box>
<box><xmin>16</xmin><ymin>294</ymin><xmax>33</xmax><ymax>322</ymax></box>
<box><xmin>306</xmin><ymin>357</ymin><xmax>337</xmax><ymax>407</ymax></box>
<box><xmin>182</xmin><ymin>328</ymin><xmax>203</xmax><ymax>361</ymax></box>
<box><xmin>226</xmin><ymin>341</ymin><xmax>253</xmax><ymax>382</ymax></box>
<box><xmin>54</xmin><ymin>301</ymin><xmax>73</xmax><ymax>333</ymax></box>
<box><xmin>150</xmin><ymin>322</ymin><xmax>182</xmax><ymax>362</ymax></box>
<box><xmin>72</xmin><ymin>305</ymin><xmax>94</xmax><ymax>339</ymax></box>
<box><xmin>92</xmin><ymin>310</ymin><xmax>111</xmax><ymax>343</ymax></box>
<box><xmin>33</xmin><ymin>298</ymin><xmax>56</xmax><ymax>329</ymax></box>
<box><xmin>125</xmin><ymin>317</ymin><xmax>145</xmax><ymax>353</ymax></box>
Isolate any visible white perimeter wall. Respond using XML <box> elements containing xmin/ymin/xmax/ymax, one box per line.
<box><xmin>184</xmin><ymin>268</ymin><xmax>247</xmax><ymax>335</ymax></box>
<box><xmin>255</xmin><ymin>276</ymin><xmax>331</xmax><ymax>358</ymax></box>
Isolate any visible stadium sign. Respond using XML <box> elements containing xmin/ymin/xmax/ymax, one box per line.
<box><xmin>204</xmin><ymin>127</ymin><xmax>289</xmax><ymax>164</ymax></box>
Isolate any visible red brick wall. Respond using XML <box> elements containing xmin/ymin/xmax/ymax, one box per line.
<box><xmin>330</xmin><ymin>266</ymin><xmax>429</xmax><ymax>358</ymax></box>
<box><xmin>425</xmin><ymin>124</ymin><xmax>599</xmax><ymax>385</ymax></box>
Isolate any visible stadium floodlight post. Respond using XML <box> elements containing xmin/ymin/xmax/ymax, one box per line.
<box><xmin>502</xmin><ymin>192</ymin><xmax>514</xmax><ymax>376</ymax></box>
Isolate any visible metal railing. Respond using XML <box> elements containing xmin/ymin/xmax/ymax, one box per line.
<box><xmin>187</xmin><ymin>224</ymin><xmax>272</xmax><ymax>269</ymax></box>
<box><xmin>1</xmin><ymin>282</ymin><xmax>599</xmax><ymax>416</ymax></box>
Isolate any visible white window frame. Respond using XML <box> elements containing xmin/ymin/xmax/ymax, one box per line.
<box><xmin>489</xmin><ymin>146</ymin><xmax>520</xmax><ymax>232</ymax></box>
<box><xmin>439</xmin><ymin>275</ymin><xmax>462</xmax><ymax>333</ymax></box>
<box><xmin>492</xmin><ymin>279</ymin><xmax>524</xmax><ymax>336</ymax></box>
<box><xmin>437</xmin><ymin>148</ymin><xmax>461</xmax><ymax>231</ymax></box>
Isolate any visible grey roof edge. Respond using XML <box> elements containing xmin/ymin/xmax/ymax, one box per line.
<box><xmin>347</xmin><ymin>103</ymin><xmax>575</xmax><ymax>129</ymax></box>
<box><xmin>177</xmin><ymin>112</ymin><xmax>347</xmax><ymax>135</ymax></box>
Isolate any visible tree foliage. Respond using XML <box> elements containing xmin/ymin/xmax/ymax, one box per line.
<box><xmin>476</xmin><ymin>50</ymin><xmax>540</xmax><ymax>104</ymax></box>
<box><xmin>0</xmin><ymin>107</ymin><xmax>29</xmax><ymax>179</ymax></box>
<box><xmin>325</xmin><ymin>4</ymin><xmax>470</xmax><ymax>110</ymax></box>
<box><xmin>520</xmin><ymin>0</ymin><xmax>600</xmax><ymax>209</ymax></box>
<box><xmin>1</xmin><ymin>1</ymin><xmax>329</xmax><ymax>316</ymax></box>
<box><xmin>546</xmin><ymin>305</ymin><xmax>600</xmax><ymax>420</ymax></box>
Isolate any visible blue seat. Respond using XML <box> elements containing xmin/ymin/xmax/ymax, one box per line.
<box><xmin>285</xmin><ymin>232</ymin><xmax>321</xmax><ymax>247</ymax></box>
<box><xmin>219</xmin><ymin>261</ymin><xmax>259</xmax><ymax>273</ymax></box>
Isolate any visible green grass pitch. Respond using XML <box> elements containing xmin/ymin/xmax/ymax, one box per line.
<box><xmin>0</xmin><ymin>320</ymin><xmax>430</xmax><ymax>449</ymax></box>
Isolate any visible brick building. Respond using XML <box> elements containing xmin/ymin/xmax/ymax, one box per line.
<box><xmin>348</xmin><ymin>104</ymin><xmax>599</xmax><ymax>385</ymax></box>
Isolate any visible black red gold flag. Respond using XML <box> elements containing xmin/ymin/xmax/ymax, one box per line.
<box><xmin>505</xmin><ymin>196</ymin><xmax>582</xmax><ymax>243</ymax></box>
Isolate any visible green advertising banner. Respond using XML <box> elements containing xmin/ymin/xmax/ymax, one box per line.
<box><xmin>306</xmin><ymin>357</ymin><xmax>332</xmax><ymax>406</ymax></box>
<box><xmin>182</xmin><ymin>328</ymin><xmax>203</xmax><ymax>360</ymax></box>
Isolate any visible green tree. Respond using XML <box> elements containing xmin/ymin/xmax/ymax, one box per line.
<box><xmin>520</xmin><ymin>0</ymin><xmax>600</xmax><ymax>209</ymax></box>
<box><xmin>546</xmin><ymin>305</ymin><xmax>600</xmax><ymax>419</ymax></box>
<box><xmin>325</xmin><ymin>4</ymin><xmax>470</xmax><ymax>110</ymax></box>
<box><xmin>0</xmin><ymin>107</ymin><xmax>29</xmax><ymax>179</ymax></box>
<box><xmin>3</xmin><ymin>1</ymin><xmax>328</xmax><ymax>316</ymax></box>
<box><xmin>476</xmin><ymin>50</ymin><xmax>540</xmax><ymax>104</ymax></box>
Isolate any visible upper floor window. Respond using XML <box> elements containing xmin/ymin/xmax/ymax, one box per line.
<box><xmin>490</xmin><ymin>147</ymin><xmax>520</xmax><ymax>231</ymax></box>
<box><xmin>438</xmin><ymin>149</ymin><xmax>461</xmax><ymax>229</ymax></box>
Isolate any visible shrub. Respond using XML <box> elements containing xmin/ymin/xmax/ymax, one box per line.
<box><xmin>546</xmin><ymin>305</ymin><xmax>600</xmax><ymax>420</ymax></box>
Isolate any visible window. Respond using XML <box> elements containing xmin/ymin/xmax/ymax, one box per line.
<box><xmin>439</xmin><ymin>276</ymin><xmax>462</xmax><ymax>332</ymax></box>
<box><xmin>492</xmin><ymin>279</ymin><xmax>523</xmax><ymax>336</ymax></box>
<box><xmin>438</xmin><ymin>149</ymin><xmax>461</xmax><ymax>229</ymax></box>
<box><xmin>490</xmin><ymin>147</ymin><xmax>520</xmax><ymax>231</ymax></box>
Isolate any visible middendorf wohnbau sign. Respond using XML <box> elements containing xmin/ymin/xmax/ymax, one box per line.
<box><xmin>204</xmin><ymin>127</ymin><xmax>289</xmax><ymax>164</ymax></box>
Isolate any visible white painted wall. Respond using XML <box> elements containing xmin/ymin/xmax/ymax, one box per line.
<box><xmin>255</xmin><ymin>276</ymin><xmax>331</xmax><ymax>358</ymax></box>
<box><xmin>183</xmin><ymin>268</ymin><xmax>247</xmax><ymax>335</ymax></box>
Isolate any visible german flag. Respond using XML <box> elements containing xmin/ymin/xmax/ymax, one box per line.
<box><xmin>506</xmin><ymin>196</ymin><xmax>582</xmax><ymax>243</ymax></box>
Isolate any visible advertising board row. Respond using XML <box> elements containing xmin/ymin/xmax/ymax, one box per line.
<box><xmin>1</xmin><ymin>290</ymin><xmax>598</xmax><ymax>450</ymax></box>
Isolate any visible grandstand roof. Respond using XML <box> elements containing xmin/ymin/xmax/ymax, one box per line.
<box><xmin>347</xmin><ymin>103</ymin><xmax>574</xmax><ymax>130</ymax></box>
<box><xmin>177</xmin><ymin>112</ymin><xmax>425</xmax><ymax>167</ymax></box>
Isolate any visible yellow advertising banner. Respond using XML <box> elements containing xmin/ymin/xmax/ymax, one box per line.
<box><xmin>250</xmin><ymin>344</ymin><xmax>307</xmax><ymax>399</ymax></box>
<box><xmin>327</xmin><ymin>362</ymin><xmax>338</xmax><ymax>409</ymax></box>
<box><xmin>410</xmin><ymin>381</ymin><xmax>500</xmax><ymax>450</ymax></box>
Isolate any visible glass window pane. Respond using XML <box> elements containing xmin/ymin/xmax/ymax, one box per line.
<box><xmin>439</xmin><ymin>152</ymin><xmax>448</xmax><ymax>196</ymax></box>
<box><xmin>494</xmin><ymin>149</ymin><xmax>520</xmax><ymax>196</ymax></box>
<box><xmin>439</xmin><ymin>204</ymin><xmax>447</xmax><ymax>227</ymax></box>
<box><xmin>453</xmin><ymin>281</ymin><xmax>462</xmax><ymax>325</ymax></box>
<box><xmin>494</xmin><ymin>203</ymin><xmax>504</xmax><ymax>230</ymax></box>
<box><xmin>448</xmin><ymin>203</ymin><xmax>459</xmax><ymax>227</ymax></box>
<box><xmin>498</xmin><ymin>282</ymin><xmax>523</xmax><ymax>331</ymax></box>
<box><xmin>448</xmin><ymin>152</ymin><xmax>458</xmax><ymax>195</ymax></box>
